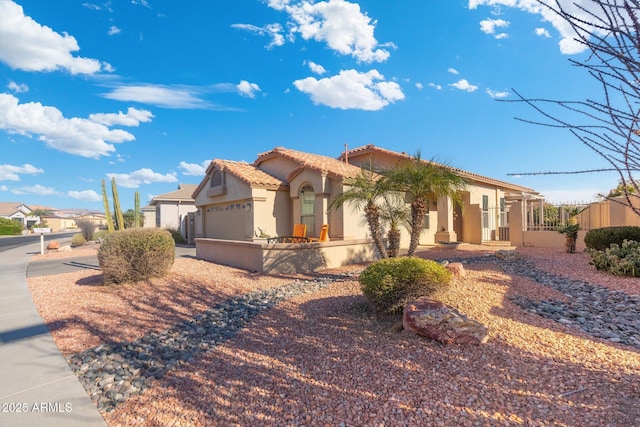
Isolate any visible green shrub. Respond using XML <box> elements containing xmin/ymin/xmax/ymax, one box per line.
<box><xmin>98</xmin><ymin>228</ymin><xmax>175</xmax><ymax>284</ymax></box>
<box><xmin>0</xmin><ymin>218</ymin><xmax>23</xmax><ymax>235</ymax></box>
<box><xmin>166</xmin><ymin>228</ymin><xmax>187</xmax><ymax>245</ymax></box>
<box><xmin>359</xmin><ymin>257</ymin><xmax>452</xmax><ymax>314</ymax></box>
<box><xmin>584</xmin><ymin>226</ymin><xmax>640</xmax><ymax>251</ymax></box>
<box><xmin>588</xmin><ymin>239</ymin><xmax>640</xmax><ymax>277</ymax></box>
<box><xmin>94</xmin><ymin>230</ymin><xmax>109</xmax><ymax>241</ymax></box>
<box><xmin>71</xmin><ymin>233</ymin><xmax>87</xmax><ymax>247</ymax></box>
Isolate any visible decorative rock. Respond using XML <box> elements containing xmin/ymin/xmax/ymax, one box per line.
<box><xmin>47</xmin><ymin>240</ymin><xmax>60</xmax><ymax>250</ymax></box>
<box><xmin>445</xmin><ymin>262</ymin><xmax>466</xmax><ymax>278</ymax></box>
<box><xmin>495</xmin><ymin>250</ymin><xmax>519</xmax><ymax>261</ymax></box>
<box><xmin>403</xmin><ymin>297</ymin><xmax>489</xmax><ymax>345</ymax></box>
<box><xmin>58</xmin><ymin>245</ymin><xmax>72</xmax><ymax>252</ymax></box>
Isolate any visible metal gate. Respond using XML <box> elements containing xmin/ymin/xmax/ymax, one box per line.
<box><xmin>482</xmin><ymin>206</ymin><xmax>509</xmax><ymax>242</ymax></box>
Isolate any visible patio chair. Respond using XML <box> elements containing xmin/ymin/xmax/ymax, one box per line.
<box><xmin>309</xmin><ymin>224</ymin><xmax>329</xmax><ymax>242</ymax></box>
<box><xmin>293</xmin><ymin>223</ymin><xmax>307</xmax><ymax>238</ymax></box>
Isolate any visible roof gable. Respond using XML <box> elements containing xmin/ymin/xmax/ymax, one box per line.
<box><xmin>255</xmin><ymin>147</ymin><xmax>363</xmax><ymax>180</ymax></box>
<box><xmin>151</xmin><ymin>184</ymin><xmax>198</xmax><ymax>205</ymax></box>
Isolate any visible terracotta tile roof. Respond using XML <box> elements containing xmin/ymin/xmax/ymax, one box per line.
<box><xmin>342</xmin><ymin>144</ymin><xmax>537</xmax><ymax>194</ymax></box>
<box><xmin>212</xmin><ymin>159</ymin><xmax>286</xmax><ymax>188</ymax></box>
<box><xmin>151</xmin><ymin>184</ymin><xmax>198</xmax><ymax>204</ymax></box>
<box><xmin>255</xmin><ymin>147</ymin><xmax>363</xmax><ymax>179</ymax></box>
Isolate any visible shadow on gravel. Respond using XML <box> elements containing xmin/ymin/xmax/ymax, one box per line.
<box><xmin>102</xmin><ymin>289</ymin><xmax>640</xmax><ymax>426</ymax></box>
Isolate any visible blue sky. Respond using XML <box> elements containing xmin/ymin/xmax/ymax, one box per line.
<box><xmin>0</xmin><ymin>0</ymin><xmax>621</xmax><ymax>210</ymax></box>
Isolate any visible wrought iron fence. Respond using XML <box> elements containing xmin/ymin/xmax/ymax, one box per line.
<box><xmin>524</xmin><ymin>202</ymin><xmax>592</xmax><ymax>231</ymax></box>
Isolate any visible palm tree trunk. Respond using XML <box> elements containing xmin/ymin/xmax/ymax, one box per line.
<box><xmin>387</xmin><ymin>227</ymin><xmax>400</xmax><ymax>257</ymax></box>
<box><xmin>365</xmin><ymin>202</ymin><xmax>388</xmax><ymax>259</ymax></box>
<box><xmin>407</xmin><ymin>199</ymin><xmax>428</xmax><ymax>256</ymax></box>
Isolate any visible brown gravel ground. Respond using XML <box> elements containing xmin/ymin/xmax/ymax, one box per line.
<box><xmin>27</xmin><ymin>244</ymin><xmax>640</xmax><ymax>426</ymax></box>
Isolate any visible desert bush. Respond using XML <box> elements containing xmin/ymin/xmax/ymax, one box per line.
<box><xmin>75</xmin><ymin>219</ymin><xmax>96</xmax><ymax>241</ymax></box>
<box><xmin>0</xmin><ymin>218</ymin><xmax>23</xmax><ymax>235</ymax></box>
<box><xmin>98</xmin><ymin>228</ymin><xmax>175</xmax><ymax>284</ymax></box>
<box><xmin>71</xmin><ymin>233</ymin><xmax>87</xmax><ymax>247</ymax></box>
<box><xmin>359</xmin><ymin>256</ymin><xmax>452</xmax><ymax>314</ymax></box>
<box><xmin>588</xmin><ymin>239</ymin><xmax>640</xmax><ymax>277</ymax></box>
<box><xmin>584</xmin><ymin>226</ymin><xmax>640</xmax><ymax>251</ymax></box>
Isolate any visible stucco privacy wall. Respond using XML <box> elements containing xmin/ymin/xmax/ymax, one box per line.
<box><xmin>195</xmin><ymin>238</ymin><xmax>379</xmax><ymax>274</ymax></box>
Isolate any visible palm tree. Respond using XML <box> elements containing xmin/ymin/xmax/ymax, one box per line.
<box><xmin>385</xmin><ymin>153</ymin><xmax>468</xmax><ymax>256</ymax></box>
<box><xmin>557</xmin><ymin>205</ymin><xmax>589</xmax><ymax>253</ymax></box>
<box><xmin>379</xmin><ymin>192</ymin><xmax>407</xmax><ymax>258</ymax></box>
<box><xmin>330</xmin><ymin>168</ymin><xmax>389</xmax><ymax>259</ymax></box>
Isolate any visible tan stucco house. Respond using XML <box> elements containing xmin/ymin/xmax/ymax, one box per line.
<box><xmin>193</xmin><ymin>145</ymin><xmax>539</xmax><ymax>246</ymax></box>
<box><xmin>149</xmin><ymin>184</ymin><xmax>198</xmax><ymax>238</ymax></box>
<box><xmin>190</xmin><ymin>145</ymin><xmax>543</xmax><ymax>273</ymax></box>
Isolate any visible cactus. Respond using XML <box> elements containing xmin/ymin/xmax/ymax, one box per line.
<box><xmin>134</xmin><ymin>191</ymin><xmax>140</xmax><ymax>228</ymax></box>
<box><xmin>101</xmin><ymin>179</ymin><xmax>115</xmax><ymax>233</ymax></box>
<box><xmin>111</xmin><ymin>177</ymin><xmax>125</xmax><ymax>231</ymax></box>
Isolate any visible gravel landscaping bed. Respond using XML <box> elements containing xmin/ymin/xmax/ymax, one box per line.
<box><xmin>27</xmin><ymin>245</ymin><xmax>640</xmax><ymax>426</ymax></box>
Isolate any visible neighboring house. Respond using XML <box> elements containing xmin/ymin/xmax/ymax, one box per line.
<box><xmin>149</xmin><ymin>184</ymin><xmax>198</xmax><ymax>238</ymax></box>
<box><xmin>0</xmin><ymin>202</ymin><xmax>39</xmax><ymax>228</ymax></box>
<box><xmin>43</xmin><ymin>210</ymin><xmax>106</xmax><ymax>232</ymax></box>
<box><xmin>192</xmin><ymin>145</ymin><xmax>540</xmax><ymax>246</ymax></box>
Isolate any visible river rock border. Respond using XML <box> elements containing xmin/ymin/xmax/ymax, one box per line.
<box><xmin>67</xmin><ymin>278</ymin><xmax>332</xmax><ymax>412</ymax></box>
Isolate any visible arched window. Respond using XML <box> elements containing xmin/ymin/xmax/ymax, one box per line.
<box><xmin>300</xmin><ymin>185</ymin><xmax>315</xmax><ymax>235</ymax></box>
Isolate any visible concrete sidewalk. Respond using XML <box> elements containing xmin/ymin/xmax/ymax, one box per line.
<box><xmin>0</xmin><ymin>242</ymin><xmax>106</xmax><ymax>427</ymax></box>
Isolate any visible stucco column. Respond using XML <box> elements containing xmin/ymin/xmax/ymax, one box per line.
<box><xmin>435</xmin><ymin>195</ymin><xmax>457</xmax><ymax>243</ymax></box>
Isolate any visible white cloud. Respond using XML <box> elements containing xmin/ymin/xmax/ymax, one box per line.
<box><xmin>11</xmin><ymin>184</ymin><xmax>59</xmax><ymax>196</ymax></box>
<box><xmin>450</xmin><ymin>79</ymin><xmax>478</xmax><ymax>92</ymax></box>
<box><xmin>89</xmin><ymin>107</ymin><xmax>154</xmax><ymax>127</ymax></box>
<box><xmin>535</xmin><ymin>27</ymin><xmax>551</xmax><ymax>38</ymax></box>
<box><xmin>307</xmin><ymin>61</ymin><xmax>327</xmax><ymax>75</ymax></box>
<box><xmin>469</xmin><ymin>0</ymin><xmax>610</xmax><ymax>54</ymax></box>
<box><xmin>0</xmin><ymin>0</ymin><xmax>110</xmax><ymax>74</ymax></box>
<box><xmin>486</xmin><ymin>88</ymin><xmax>509</xmax><ymax>98</ymax></box>
<box><xmin>428</xmin><ymin>82</ymin><xmax>442</xmax><ymax>90</ymax></box>
<box><xmin>107</xmin><ymin>168</ymin><xmax>178</xmax><ymax>188</ymax></box>
<box><xmin>7</xmin><ymin>81</ymin><xmax>28</xmax><ymax>93</ymax></box>
<box><xmin>102</xmin><ymin>84</ymin><xmax>211</xmax><ymax>109</ymax></box>
<box><xmin>231</xmin><ymin>23</ymin><xmax>285</xmax><ymax>48</ymax></box>
<box><xmin>0</xmin><ymin>93</ymin><xmax>136</xmax><ymax>158</ymax></box>
<box><xmin>108</xmin><ymin>26</ymin><xmax>121</xmax><ymax>36</ymax></box>
<box><xmin>268</xmin><ymin>0</ymin><xmax>391</xmax><ymax>63</ymax></box>
<box><xmin>294</xmin><ymin>69</ymin><xmax>404</xmax><ymax>111</ymax></box>
<box><xmin>0</xmin><ymin>163</ymin><xmax>43</xmax><ymax>181</ymax></box>
<box><xmin>237</xmin><ymin>80</ymin><xmax>261</xmax><ymax>98</ymax></box>
<box><xmin>179</xmin><ymin>160</ymin><xmax>211</xmax><ymax>176</ymax></box>
<box><xmin>68</xmin><ymin>189</ymin><xmax>101</xmax><ymax>202</ymax></box>
<box><xmin>415</xmin><ymin>82</ymin><xmax>424</xmax><ymax>90</ymax></box>
<box><xmin>480</xmin><ymin>18</ymin><xmax>509</xmax><ymax>38</ymax></box>
<box><xmin>448</xmin><ymin>68</ymin><xmax>459</xmax><ymax>75</ymax></box>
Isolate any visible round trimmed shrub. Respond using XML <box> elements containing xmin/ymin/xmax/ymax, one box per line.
<box><xmin>98</xmin><ymin>228</ymin><xmax>175</xmax><ymax>284</ymax></box>
<box><xmin>584</xmin><ymin>226</ymin><xmax>640</xmax><ymax>251</ymax></box>
<box><xmin>359</xmin><ymin>257</ymin><xmax>452</xmax><ymax>314</ymax></box>
<box><xmin>71</xmin><ymin>233</ymin><xmax>87</xmax><ymax>247</ymax></box>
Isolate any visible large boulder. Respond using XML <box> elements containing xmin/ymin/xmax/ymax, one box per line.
<box><xmin>403</xmin><ymin>297</ymin><xmax>489</xmax><ymax>345</ymax></box>
<box><xmin>47</xmin><ymin>240</ymin><xmax>60</xmax><ymax>250</ymax></box>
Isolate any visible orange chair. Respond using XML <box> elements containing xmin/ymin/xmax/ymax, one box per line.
<box><xmin>309</xmin><ymin>224</ymin><xmax>329</xmax><ymax>242</ymax></box>
<box><xmin>293</xmin><ymin>224</ymin><xmax>307</xmax><ymax>238</ymax></box>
